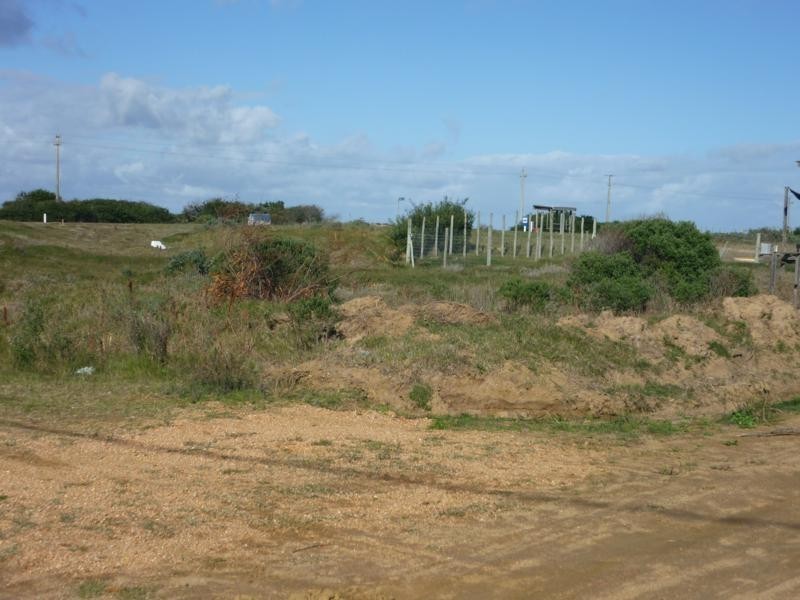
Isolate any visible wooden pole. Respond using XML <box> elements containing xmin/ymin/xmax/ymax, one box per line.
<box><xmin>560</xmin><ymin>211</ymin><xmax>565</xmax><ymax>255</ymax></box>
<box><xmin>592</xmin><ymin>219</ymin><xmax>597</xmax><ymax>239</ymax></box>
<box><xmin>536</xmin><ymin>213</ymin><xmax>542</xmax><ymax>259</ymax></box>
<box><xmin>580</xmin><ymin>217</ymin><xmax>585</xmax><ymax>252</ymax></box>
<box><xmin>443</xmin><ymin>228</ymin><xmax>448</xmax><ymax>268</ymax></box>
<box><xmin>570</xmin><ymin>212</ymin><xmax>576</xmax><ymax>253</ymax></box>
<box><xmin>449</xmin><ymin>214</ymin><xmax>455</xmax><ymax>255</ymax></box>
<box><xmin>794</xmin><ymin>255</ymin><xmax>800</xmax><ymax>308</ymax></box>
<box><xmin>755</xmin><ymin>232</ymin><xmax>761</xmax><ymax>263</ymax></box>
<box><xmin>769</xmin><ymin>248</ymin><xmax>778</xmax><ymax>294</ymax></box>
<box><xmin>512</xmin><ymin>210</ymin><xmax>519</xmax><ymax>258</ymax></box>
<box><xmin>419</xmin><ymin>216</ymin><xmax>426</xmax><ymax>260</ymax></box>
<box><xmin>475</xmin><ymin>212</ymin><xmax>481</xmax><ymax>256</ymax></box>
<box><xmin>463</xmin><ymin>211</ymin><xmax>467</xmax><ymax>257</ymax></box>
<box><xmin>487</xmin><ymin>213</ymin><xmax>493</xmax><ymax>266</ymax></box>
<box><xmin>549</xmin><ymin>209</ymin><xmax>555</xmax><ymax>258</ymax></box>
<box><xmin>405</xmin><ymin>219</ymin><xmax>412</xmax><ymax>265</ymax></box>
<box><xmin>434</xmin><ymin>216</ymin><xmax>439</xmax><ymax>257</ymax></box>
<box><xmin>501</xmin><ymin>214</ymin><xmax>506</xmax><ymax>257</ymax></box>
<box><xmin>526</xmin><ymin>214</ymin><xmax>532</xmax><ymax>258</ymax></box>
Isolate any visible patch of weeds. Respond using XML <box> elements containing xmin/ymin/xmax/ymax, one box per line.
<box><xmin>658</xmin><ymin>466</ymin><xmax>678</xmax><ymax>476</ymax></box>
<box><xmin>115</xmin><ymin>586</ymin><xmax>153</xmax><ymax>600</ymax></box>
<box><xmin>362</xmin><ymin>439</ymin><xmax>401</xmax><ymax>460</ymax></box>
<box><xmin>723</xmin><ymin>439</ymin><xmax>738</xmax><ymax>446</ymax></box>
<box><xmin>773</xmin><ymin>397</ymin><xmax>800</xmax><ymax>413</ymax></box>
<box><xmin>297</xmin><ymin>388</ymin><xmax>369</xmax><ymax>410</ymax></box>
<box><xmin>0</xmin><ymin>543</ymin><xmax>18</xmax><ymax>563</ymax></box>
<box><xmin>0</xmin><ymin>494</ymin><xmax>7</xmax><ymax>502</ymax></box>
<box><xmin>708</xmin><ymin>340</ymin><xmax>731</xmax><ymax>358</ymax></box>
<box><xmin>311</xmin><ymin>439</ymin><xmax>333</xmax><ymax>446</ymax></box>
<box><xmin>409</xmin><ymin>382</ymin><xmax>432</xmax><ymax>411</ymax></box>
<box><xmin>77</xmin><ymin>579</ymin><xmax>108</xmax><ymax>599</ymax></box>
<box><xmin>775</xmin><ymin>340</ymin><xmax>789</xmax><ymax>354</ymax></box>
<box><xmin>728</xmin><ymin>409</ymin><xmax>758</xmax><ymax>429</ymax></box>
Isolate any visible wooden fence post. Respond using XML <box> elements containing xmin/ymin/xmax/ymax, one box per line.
<box><xmin>487</xmin><ymin>213</ymin><xmax>493</xmax><ymax>266</ymax></box>
<box><xmin>501</xmin><ymin>214</ymin><xmax>506</xmax><ymax>257</ymax></box>
<box><xmin>419</xmin><ymin>216</ymin><xmax>426</xmax><ymax>260</ymax></box>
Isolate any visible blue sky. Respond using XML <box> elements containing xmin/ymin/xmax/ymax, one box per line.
<box><xmin>1</xmin><ymin>0</ymin><xmax>799</xmax><ymax>228</ymax></box>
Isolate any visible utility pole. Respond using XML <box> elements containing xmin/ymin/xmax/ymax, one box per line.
<box><xmin>54</xmin><ymin>134</ymin><xmax>62</xmax><ymax>202</ymax></box>
<box><xmin>519</xmin><ymin>168</ymin><xmax>527</xmax><ymax>229</ymax></box>
<box><xmin>783</xmin><ymin>186</ymin><xmax>790</xmax><ymax>244</ymax></box>
<box><xmin>604</xmin><ymin>174</ymin><xmax>613</xmax><ymax>223</ymax></box>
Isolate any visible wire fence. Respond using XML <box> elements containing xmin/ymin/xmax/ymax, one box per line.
<box><xmin>402</xmin><ymin>219</ymin><xmax>598</xmax><ymax>267</ymax></box>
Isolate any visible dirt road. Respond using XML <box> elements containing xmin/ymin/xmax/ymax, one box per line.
<box><xmin>1</xmin><ymin>405</ymin><xmax>799</xmax><ymax>599</ymax></box>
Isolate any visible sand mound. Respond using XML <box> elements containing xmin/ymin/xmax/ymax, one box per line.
<box><xmin>336</xmin><ymin>296</ymin><xmax>415</xmax><ymax>343</ymax></box>
<box><xmin>415</xmin><ymin>301</ymin><xmax>497</xmax><ymax>325</ymax></box>
<box><xmin>651</xmin><ymin>315</ymin><xmax>721</xmax><ymax>357</ymax></box>
<box><xmin>434</xmin><ymin>361</ymin><xmax>617</xmax><ymax>417</ymax></box>
<box><xmin>722</xmin><ymin>295</ymin><xmax>800</xmax><ymax>346</ymax></box>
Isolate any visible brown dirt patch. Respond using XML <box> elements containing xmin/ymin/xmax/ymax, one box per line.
<box><xmin>336</xmin><ymin>296</ymin><xmax>415</xmax><ymax>343</ymax></box>
<box><xmin>722</xmin><ymin>295</ymin><xmax>800</xmax><ymax>346</ymax></box>
<box><xmin>414</xmin><ymin>301</ymin><xmax>497</xmax><ymax>326</ymax></box>
<box><xmin>2</xmin><ymin>407</ymin><xmax>800</xmax><ymax>598</ymax></box>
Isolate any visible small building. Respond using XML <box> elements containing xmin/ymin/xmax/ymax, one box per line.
<box><xmin>247</xmin><ymin>213</ymin><xmax>272</xmax><ymax>226</ymax></box>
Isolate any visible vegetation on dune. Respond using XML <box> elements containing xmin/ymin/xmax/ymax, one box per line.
<box><xmin>181</xmin><ymin>198</ymin><xmax>324</xmax><ymax>225</ymax></box>
<box><xmin>558</xmin><ymin>218</ymin><xmax>756</xmax><ymax>313</ymax></box>
<box><xmin>0</xmin><ymin>189</ymin><xmax>175</xmax><ymax>223</ymax></box>
<box><xmin>0</xmin><ymin>216</ymin><xmax>788</xmax><ymax>430</ymax></box>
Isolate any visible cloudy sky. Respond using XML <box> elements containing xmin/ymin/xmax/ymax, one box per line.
<box><xmin>1</xmin><ymin>0</ymin><xmax>799</xmax><ymax>229</ymax></box>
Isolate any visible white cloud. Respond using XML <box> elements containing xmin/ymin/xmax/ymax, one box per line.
<box><xmin>0</xmin><ymin>70</ymin><xmax>798</xmax><ymax>229</ymax></box>
<box><xmin>99</xmin><ymin>73</ymin><xmax>279</xmax><ymax>143</ymax></box>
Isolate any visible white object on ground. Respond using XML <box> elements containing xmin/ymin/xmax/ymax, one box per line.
<box><xmin>150</xmin><ymin>240</ymin><xmax>167</xmax><ymax>250</ymax></box>
<box><xmin>75</xmin><ymin>366</ymin><xmax>95</xmax><ymax>376</ymax></box>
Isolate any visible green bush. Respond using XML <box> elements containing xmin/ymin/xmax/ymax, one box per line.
<box><xmin>569</xmin><ymin>251</ymin><xmax>641</xmax><ymax>286</ymax></box>
<box><xmin>499</xmin><ymin>278</ymin><xmax>560</xmax><ymax>311</ymax></box>
<box><xmin>583</xmin><ymin>276</ymin><xmax>652</xmax><ymax>312</ymax></box>
<box><xmin>621</xmin><ymin>219</ymin><xmax>720</xmax><ymax>302</ymax></box>
<box><xmin>165</xmin><ymin>249</ymin><xmax>211</xmax><ymax>275</ymax></box>
<box><xmin>568</xmin><ymin>252</ymin><xmax>652</xmax><ymax>312</ymax></box>
<box><xmin>570</xmin><ymin>219</ymin><xmax>727</xmax><ymax>312</ymax></box>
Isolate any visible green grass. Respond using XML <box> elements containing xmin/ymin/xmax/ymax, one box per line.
<box><xmin>77</xmin><ymin>579</ymin><xmax>108</xmax><ymax>599</ymax></box>
<box><xmin>724</xmin><ymin>396</ymin><xmax>800</xmax><ymax>429</ymax></box>
<box><xmin>409</xmin><ymin>382</ymin><xmax>432</xmax><ymax>411</ymax></box>
<box><xmin>428</xmin><ymin>413</ymin><xmax>698</xmax><ymax>439</ymax></box>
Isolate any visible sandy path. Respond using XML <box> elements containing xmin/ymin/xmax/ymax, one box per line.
<box><xmin>1</xmin><ymin>406</ymin><xmax>799</xmax><ymax>599</ymax></box>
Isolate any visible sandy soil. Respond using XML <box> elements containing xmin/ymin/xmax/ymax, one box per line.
<box><xmin>2</xmin><ymin>405</ymin><xmax>799</xmax><ymax>599</ymax></box>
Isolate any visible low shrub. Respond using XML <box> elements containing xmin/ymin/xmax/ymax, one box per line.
<box><xmin>499</xmin><ymin>278</ymin><xmax>561</xmax><ymax>312</ymax></box>
<box><xmin>287</xmin><ymin>296</ymin><xmax>339</xmax><ymax>349</ymax></box>
<box><xmin>165</xmin><ymin>249</ymin><xmax>211</xmax><ymax>275</ymax></box>
<box><xmin>209</xmin><ymin>233</ymin><xmax>334</xmax><ymax>303</ymax></box>
<box><xmin>123</xmin><ymin>296</ymin><xmax>174</xmax><ymax>364</ymax></box>
<box><xmin>187</xmin><ymin>345</ymin><xmax>258</xmax><ymax>392</ymax></box>
<box><xmin>568</xmin><ymin>252</ymin><xmax>652</xmax><ymax>312</ymax></box>
<box><xmin>709</xmin><ymin>266</ymin><xmax>757</xmax><ymax>298</ymax></box>
<box><xmin>409</xmin><ymin>382</ymin><xmax>432</xmax><ymax>411</ymax></box>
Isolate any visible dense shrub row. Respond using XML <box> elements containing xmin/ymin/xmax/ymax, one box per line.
<box><xmin>0</xmin><ymin>190</ymin><xmax>175</xmax><ymax>223</ymax></box>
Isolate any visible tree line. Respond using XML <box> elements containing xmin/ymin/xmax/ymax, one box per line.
<box><xmin>0</xmin><ymin>190</ymin><xmax>325</xmax><ymax>225</ymax></box>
